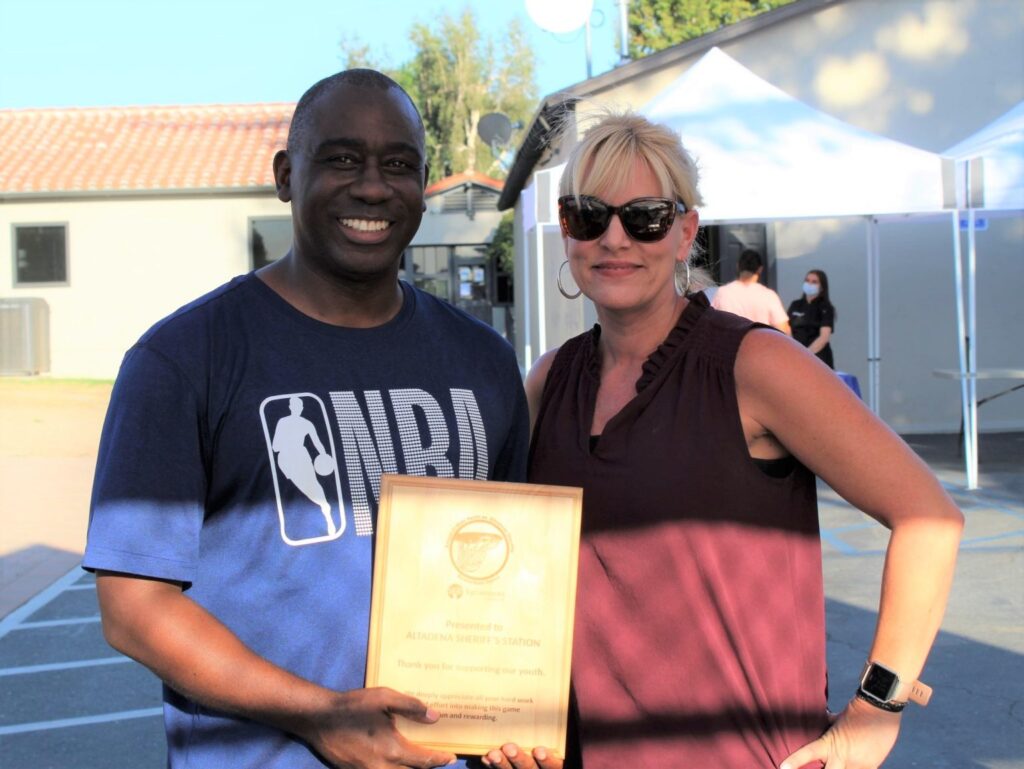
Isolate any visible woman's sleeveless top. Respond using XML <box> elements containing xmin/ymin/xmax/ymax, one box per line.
<box><xmin>529</xmin><ymin>294</ymin><xmax>829</xmax><ymax>768</ymax></box>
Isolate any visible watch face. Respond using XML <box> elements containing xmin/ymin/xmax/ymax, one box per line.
<box><xmin>863</xmin><ymin>664</ymin><xmax>899</xmax><ymax>700</ymax></box>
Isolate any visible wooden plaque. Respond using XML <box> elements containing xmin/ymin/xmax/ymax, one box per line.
<box><xmin>366</xmin><ymin>475</ymin><xmax>583</xmax><ymax>757</ymax></box>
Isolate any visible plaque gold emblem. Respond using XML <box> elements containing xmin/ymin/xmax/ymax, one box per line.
<box><xmin>366</xmin><ymin>475</ymin><xmax>583</xmax><ymax>757</ymax></box>
<box><xmin>448</xmin><ymin>516</ymin><xmax>511</xmax><ymax>582</ymax></box>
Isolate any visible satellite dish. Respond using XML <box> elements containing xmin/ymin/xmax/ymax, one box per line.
<box><xmin>478</xmin><ymin>113</ymin><xmax>514</xmax><ymax>146</ymax></box>
<box><xmin>525</xmin><ymin>0</ymin><xmax>594</xmax><ymax>34</ymax></box>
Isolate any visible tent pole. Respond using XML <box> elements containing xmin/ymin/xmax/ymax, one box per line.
<box><xmin>967</xmin><ymin>201</ymin><xmax>980</xmax><ymax>490</ymax></box>
<box><xmin>521</xmin><ymin>185</ymin><xmax>534</xmax><ymax>372</ymax></box>
<box><xmin>535</xmin><ymin>221</ymin><xmax>546</xmax><ymax>366</ymax></box>
<box><xmin>950</xmin><ymin>209</ymin><xmax>974</xmax><ymax>489</ymax></box>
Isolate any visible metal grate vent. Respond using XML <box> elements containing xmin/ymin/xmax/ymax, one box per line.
<box><xmin>0</xmin><ymin>298</ymin><xmax>51</xmax><ymax>375</ymax></box>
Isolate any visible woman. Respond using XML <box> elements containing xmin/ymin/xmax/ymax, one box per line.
<box><xmin>788</xmin><ymin>270</ymin><xmax>836</xmax><ymax>368</ymax></box>
<box><xmin>483</xmin><ymin>113</ymin><xmax>962</xmax><ymax>769</ymax></box>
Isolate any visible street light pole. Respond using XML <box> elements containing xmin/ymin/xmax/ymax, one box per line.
<box><xmin>585</xmin><ymin>15</ymin><xmax>592</xmax><ymax>78</ymax></box>
<box><xmin>618</xmin><ymin>0</ymin><xmax>630</xmax><ymax>63</ymax></box>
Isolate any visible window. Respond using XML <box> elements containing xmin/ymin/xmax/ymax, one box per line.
<box><xmin>405</xmin><ymin>245</ymin><xmax>452</xmax><ymax>301</ymax></box>
<box><xmin>14</xmin><ymin>224</ymin><xmax>67</xmax><ymax>285</ymax></box>
<box><xmin>250</xmin><ymin>217</ymin><xmax>292</xmax><ymax>270</ymax></box>
<box><xmin>441</xmin><ymin>186</ymin><xmax>499</xmax><ymax>215</ymax></box>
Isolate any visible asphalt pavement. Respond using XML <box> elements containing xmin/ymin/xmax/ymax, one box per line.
<box><xmin>0</xmin><ymin>432</ymin><xmax>1021</xmax><ymax>768</ymax></box>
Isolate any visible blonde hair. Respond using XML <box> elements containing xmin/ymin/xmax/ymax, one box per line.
<box><xmin>559</xmin><ymin>111</ymin><xmax>704</xmax><ymax>210</ymax></box>
<box><xmin>559</xmin><ymin>110</ymin><xmax>712</xmax><ymax>292</ymax></box>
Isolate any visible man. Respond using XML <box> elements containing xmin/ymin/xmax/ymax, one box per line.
<box><xmin>711</xmin><ymin>248</ymin><xmax>791</xmax><ymax>334</ymax></box>
<box><xmin>84</xmin><ymin>70</ymin><xmax>529</xmax><ymax>769</ymax></box>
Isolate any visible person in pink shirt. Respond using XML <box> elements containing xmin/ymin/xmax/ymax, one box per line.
<box><xmin>711</xmin><ymin>248</ymin><xmax>791</xmax><ymax>334</ymax></box>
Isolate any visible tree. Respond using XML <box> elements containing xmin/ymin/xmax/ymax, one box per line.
<box><xmin>341</xmin><ymin>9</ymin><xmax>537</xmax><ymax>183</ymax></box>
<box><xmin>628</xmin><ymin>0</ymin><xmax>797</xmax><ymax>57</ymax></box>
<box><xmin>484</xmin><ymin>212</ymin><xmax>515</xmax><ymax>275</ymax></box>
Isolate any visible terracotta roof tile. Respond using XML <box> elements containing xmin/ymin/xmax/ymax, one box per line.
<box><xmin>0</xmin><ymin>104</ymin><xmax>294</xmax><ymax>194</ymax></box>
<box><xmin>425</xmin><ymin>170</ymin><xmax>504</xmax><ymax>197</ymax></box>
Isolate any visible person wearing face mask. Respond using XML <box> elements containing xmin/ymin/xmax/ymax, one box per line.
<box><xmin>788</xmin><ymin>269</ymin><xmax>836</xmax><ymax>369</ymax></box>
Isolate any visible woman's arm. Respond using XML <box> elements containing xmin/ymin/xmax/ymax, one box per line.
<box><xmin>96</xmin><ymin>572</ymin><xmax>455</xmax><ymax>769</ymax></box>
<box><xmin>806</xmin><ymin>325</ymin><xmax>832</xmax><ymax>355</ymax></box>
<box><xmin>734</xmin><ymin>331</ymin><xmax>963</xmax><ymax>769</ymax></box>
<box><xmin>524</xmin><ymin>349</ymin><xmax>558</xmax><ymax>434</ymax></box>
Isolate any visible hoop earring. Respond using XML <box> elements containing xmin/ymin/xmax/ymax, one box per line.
<box><xmin>675</xmin><ymin>260</ymin><xmax>691</xmax><ymax>296</ymax></box>
<box><xmin>557</xmin><ymin>260</ymin><xmax>582</xmax><ymax>300</ymax></box>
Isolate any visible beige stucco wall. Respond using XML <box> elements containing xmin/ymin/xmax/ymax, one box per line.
<box><xmin>522</xmin><ymin>0</ymin><xmax>1024</xmax><ymax>432</ymax></box>
<box><xmin>0</xmin><ymin>186</ymin><xmax>509</xmax><ymax>381</ymax></box>
<box><xmin>1</xmin><ymin>193</ymin><xmax>284</xmax><ymax>379</ymax></box>
<box><xmin>414</xmin><ymin>202</ymin><xmax>502</xmax><ymax>246</ymax></box>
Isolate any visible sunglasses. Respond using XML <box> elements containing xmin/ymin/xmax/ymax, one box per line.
<box><xmin>558</xmin><ymin>195</ymin><xmax>688</xmax><ymax>243</ymax></box>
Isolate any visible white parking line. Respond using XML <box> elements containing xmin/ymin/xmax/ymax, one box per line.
<box><xmin>14</xmin><ymin>616</ymin><xmax>102</xmax><ymax>630</ymax></box>
<box><xmin>0</xmin><ymin>656</ymin><xmax>132</xmax><ymax>677</ymax></box>
<box><xmin>0</xmin><ymin>707</ymin><xmax>163</xmax><ymax>735</ymax></box>
<box><xmin>0</xmin><ymin>566</ymin><xmax>85</xmax><ymax>640</ymax></box>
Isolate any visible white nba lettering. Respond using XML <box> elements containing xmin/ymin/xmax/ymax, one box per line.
<box><xmin>451</xmin><ymin>388</ymin><xmax>488</xmax><ymax>480</ymax></box>
<box><xmin>390</xmin><ymin>388</ymin><xmax>454</xmax><ymax>478</ymax></box>
<box><xmin>329</xmin><ymin>391</ymin><xmax>397</xmax><ymax>536</ymax></box>
<box><xmin>326</xmin><ymin>389</ymin><xmax>488</xmax><ymax>536</ymax></box>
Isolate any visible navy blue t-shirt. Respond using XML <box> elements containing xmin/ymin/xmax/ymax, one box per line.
<box><xmin>84</xmin><ymin>274</ymin><xmax>529</xmax><ymax>768</ymax></box>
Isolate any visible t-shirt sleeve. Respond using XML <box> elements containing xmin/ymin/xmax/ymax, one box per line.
<box><xmin>83</xmin><ymin>344</ymin><xmax>207</xmax><ymax>585</ymax></box>
<box><xmin>819</xmin><ymin>302</ymin><xmax>835</xmax><ymax>329</ymax></box>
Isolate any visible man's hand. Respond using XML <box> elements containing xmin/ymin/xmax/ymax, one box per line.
<box><xmin>780</xmin><ymin>696</ymin><xmax>901</xmax><ymax>769</ymax></box>
<box><xmin>95</xmin><ymin>573</ymin><xmax>453</xmax><ymax>769</ymax></box>
<box><xmin>481</xmin><ymin>743</ymin><xmax>563</xmax><ymax>769</ymax></box>
<box><xmin>297</xmin><ymin>687</ymin><xmax>455</xmax><ymax>769</ymax></box>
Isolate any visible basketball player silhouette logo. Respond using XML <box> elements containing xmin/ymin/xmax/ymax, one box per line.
<box><xmin>260</xmin><ymin>393</ymin><xmax>345</xmax><ymax>545</ymax></box>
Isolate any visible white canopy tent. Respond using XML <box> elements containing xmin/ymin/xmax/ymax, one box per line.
<box><xmin>640</xmin><ymin>48</ymin><xmax>954</xmax><ymax>411</ymax></box>
<box><xmin>943</xmin><ymin>101</ymin><xmax>1024</xmax><ymax>488</ymax></box>
<box><xmin>641</xmin><ymin>47</ymin><xmax>948</xmax><ymax>222</ymax></box>
<box><xmin>518</xmin><ymin>48</ymin><xmax>952</xmax><ymax>412</ymax></box>
<box><xmin>946</xmin><ymin>101</ymin><xmax>1024</xmax><ymax>211</ymax></box>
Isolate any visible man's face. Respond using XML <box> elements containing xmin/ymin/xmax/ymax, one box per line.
<box><xmin>275</xmin><ymin>84</ymin><xmax>427</xmax><ymax>282</ymax></box>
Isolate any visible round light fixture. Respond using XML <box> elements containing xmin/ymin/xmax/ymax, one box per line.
<box><xmin>524</xmin><ymin>0</ymin><xmax>594</xmax><ymax>34</ymax></box>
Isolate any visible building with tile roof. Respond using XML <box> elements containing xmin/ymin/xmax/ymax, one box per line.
<box><xmin>0</xmin><ymin>105</ymin><xmax>510</xmax><ymax>378</ymax></box>
<box><xmin>0</xmin><ymin>104</ymin><xmax>289</xmax><ymax>196</ymax></box>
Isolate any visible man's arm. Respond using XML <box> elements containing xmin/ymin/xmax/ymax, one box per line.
<box><xmin>769</xmin><ymin>291</ymin><xmax>792</xmax><ymax>335</ymax></box>
<box><xmin>96</xmin><ymin>571</ymin><xmax>455</xmax><ymax>769</ymax></box>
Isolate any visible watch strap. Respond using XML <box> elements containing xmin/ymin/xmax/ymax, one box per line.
<box><xmin>859</xmin><ymin>660</ymin><xmax>932</xmax><ymax>709</ymax></box>
<box><xmin>855</xmin><ymin>688</ymin><xmax>906</xmax><ymax>713</ymax></box>
<box><xmin>905</xmin><ymin>679</ymin><xmax>933</xmax><ymax>707</ymax></box>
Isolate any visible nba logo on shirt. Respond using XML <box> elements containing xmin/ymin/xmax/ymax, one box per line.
<box><xmin>260</xmin><ymin>393</ymin><xmax>346</xmax><ymax>546</ymax></box>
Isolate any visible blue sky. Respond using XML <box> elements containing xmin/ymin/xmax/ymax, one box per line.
<box><xmin>0</xmin><ymin>0</ymin><xmax>624</xmax><ymax>110</ymax></box>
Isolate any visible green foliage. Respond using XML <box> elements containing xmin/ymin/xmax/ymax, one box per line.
<box><xmin>485</xmin><ymin>212</ymin><xmax>516</xmax><ymax>274</ymax></box>
<box><xmin>628</xmin><ymin>0</ymin><xmax>797</xmax><ymax>57</ymax></box>
<box><xmin>340</xmin><ymin>8</ymin><xmax>537</xmax><ymax>184</ymax></box>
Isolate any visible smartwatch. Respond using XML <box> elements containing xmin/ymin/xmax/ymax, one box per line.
<box><xmin>856</xmin><ymin>660</ymin><xmax>932</xmax><ymax>713</ymax></box>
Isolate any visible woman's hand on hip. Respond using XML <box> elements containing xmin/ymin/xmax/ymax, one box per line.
<box><xmin>780</xmin><ymin>696</ymin><xmax>901</xmax><ymax>769</ymax></box>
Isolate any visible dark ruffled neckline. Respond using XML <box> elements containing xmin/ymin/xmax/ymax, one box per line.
<box><xmin>584</xmin><ymin>292</ymin><xmax>708</xmax><ymax>393</ymax></box>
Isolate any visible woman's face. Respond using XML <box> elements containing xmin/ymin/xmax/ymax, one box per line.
<box><xmin>804</xmin><ymin>272</ymin><xmax>822</xmax><ymax>299</ymax></box>
<box><xmin>564</xmin><ymin>159</ymin><xmax>698</xmax><ymax>315</ymax></box>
